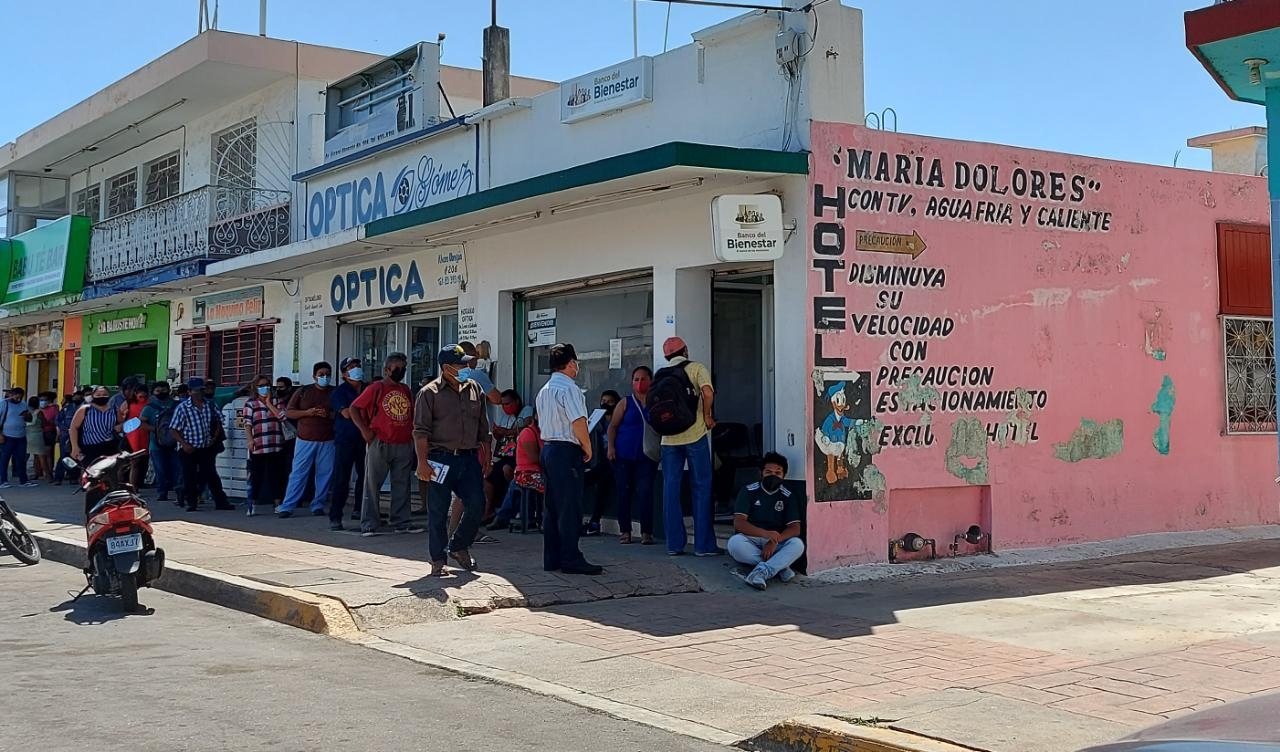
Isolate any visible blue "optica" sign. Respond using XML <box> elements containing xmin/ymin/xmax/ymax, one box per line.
<box><xmin>307</xmin><ymin>153</ymin><xmax>475</xmax><ymax>238</ymax></box>
<box><xmin>330</xmin><ymin>261</ymin><xmax>427</xmax><ymax>312</ymax></box>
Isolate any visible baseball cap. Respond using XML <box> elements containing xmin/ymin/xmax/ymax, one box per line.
<box><xmin>339</xmin><ymin>357</ymin><xmax>361</xmax><ymax>372</ymax></box>
<box><xmin>187</xmin><ymin>377</ymin><xmax>205</xmax><ymax>390</ymax></box>
<box><xmin>437</xmin><ymin>344</ymin><xmax>476</xmax><ymax>367</ymax></box>
<box><xmin>662</xmin><ymin>336</ymin><xmax>688</xmax><ymax>359</ymax></box>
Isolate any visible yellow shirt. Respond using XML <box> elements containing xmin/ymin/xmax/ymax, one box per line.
<box><xmin>660</xmin><ymin>357</ymin><xmax>714</xmax><ymax>446</ymax></box>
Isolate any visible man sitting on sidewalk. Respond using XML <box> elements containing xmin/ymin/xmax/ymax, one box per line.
<box><xmin>728</xmin><ymin>452</ymin><xmax>804</xmax><ymax>590</ymax></box>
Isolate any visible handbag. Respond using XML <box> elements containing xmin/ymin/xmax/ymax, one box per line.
<box><xmin>639</xmin><ymin>396</ymin><xmax>662</xmax><ymax>462</ymax></box>
<box><xmin>281</xmin><ymin>421</ymin><xmax>297</xmax><ymax>442</ymax></box>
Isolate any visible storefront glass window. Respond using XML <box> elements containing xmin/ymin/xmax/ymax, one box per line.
<box><xmin>357</xmin><ymin>323</ymin><xmax>393</xmax><ymax>376</ymax></box>
<box><xmin>525</xmin><ymin>284</ymin><xmax>653</xmax><ymax>405</ymax></box>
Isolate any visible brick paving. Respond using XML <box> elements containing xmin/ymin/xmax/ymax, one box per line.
<box><xmin>478</xmin><ymin>592</ymin><xmax>1280</xmax><ymax>730</ymax></box>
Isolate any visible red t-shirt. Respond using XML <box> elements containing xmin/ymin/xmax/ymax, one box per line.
<box><xmin>126</xmin><ymin>399</ymin><xmax>148</xmax><ymax>452</ymax></box>
<box><xmin>351</xmin><ymin>380</ymin><xmax>414</xmax><ymax>445</ymax></box>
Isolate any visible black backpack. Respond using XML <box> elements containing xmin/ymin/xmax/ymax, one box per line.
<box><xmin>155</xmin><ymin>403</ymin><xmax>178</xmax><ymax>448</ymax></box>
<box><xmin>646</xmin><ymin>361</ymin><xmax>700</xmax><ymax>436</ymax></box>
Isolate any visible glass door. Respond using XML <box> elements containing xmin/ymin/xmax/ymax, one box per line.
<box><xmin>406</xmin><ymin>313</ymin><xmax>458</xmax><ymax>388</ymax></box>
<box><xmin>356</xmin><ymin>322</ymin><xmax>393</xmax><ymax>374</ymax></box>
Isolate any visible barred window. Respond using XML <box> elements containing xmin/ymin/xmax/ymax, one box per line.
<box><xmin>143</xmin><ymin>152</ymin><xmax>181</xmax><ymax>205</ymax></box>
<box><xmin>104</xmin><ymin>169</ymin><xmax>138</xmax><ymax>219</ymax></box>
<box><xmin>181</xmin><ymin>332</ymin><xmax>211</xmax><ymax>382</ymax></box>
<box><xmin>73</xmin><ymin>185</ymin><xmax>101</xmax><ymax>221</ymax></box>
<box><xmin>219</xmin><ymin>324</ymin><xmax>274</xmax><ymax>389</ymax></box>
<box><xmin>1224</xmin><ymin>317</ymin><xmax>1276</xmax><ymax>434</ymax></box>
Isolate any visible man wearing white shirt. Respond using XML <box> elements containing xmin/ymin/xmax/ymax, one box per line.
<box><xmin>535</xmin><ymin>343</ymin><xmax>602</xmax><ymax>575</ymax></box>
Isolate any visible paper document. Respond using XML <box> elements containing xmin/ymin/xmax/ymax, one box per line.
<box><xmin>428</xmin><ymin>460</ymin><xmax>450</xmax><ymax>484</ymax></box>
<box><xmin>587</xmin><ymin>408</ymin><xmax>606</xmax><ymax>433</ymax></box>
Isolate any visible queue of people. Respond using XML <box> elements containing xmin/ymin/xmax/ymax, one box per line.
<box><xmin>5</xmin><ymin>332</ymin><xmax>801</xmax><ymax>591</ymax></box>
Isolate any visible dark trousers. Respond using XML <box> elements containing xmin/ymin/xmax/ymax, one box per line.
<box><xmin>248</xmin><ymin>453</ymin><xmax>281</xmax><ymax>507</ymax></box>
<box><xmin>54</xmin><ymin>436</ymin><xmax>74</xmax><ymax>482</ymax></box>
<box><xmin>0</xmin><ymin>435</ymin><xmax>27</xmax><ymax>483</ymax></box>
<box><xmin>330</xmin><ymin>439</ymin><xmax>366</xmax><ymax>523</ymax></box>
<box><xmin>541</xmin><ymin>442</ymin><xmax>588</xmax><ymax>571</ymax></box>
<box><xmin>180</xmin><ymin>447</ymin><xmax>227</xmax><ymax>508</ymax></box>
<box><xmin>151</xmin><ymin>445</ymin><xmax>179</xmax><ymax>499</ymax></box>
<box><xmin>128</xmin><ymin>453</ymin><xmax>150</xmax><ymax>489</ymax></box>
<box><xmin>613</xmin><ymin>455</ymin><xmax>657</xmax><ymax>535</ymax></box>
<box><xmin>424</xmin><ymin>450</ymin><xmax>484</xmax><ymax>563</ymax></box>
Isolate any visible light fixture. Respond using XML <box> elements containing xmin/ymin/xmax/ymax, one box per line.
<box><xmin>888</xmin><ymin>532</ymin><xmax>936</xmax><ymax>563</ymax></box>
<box><xmin>422</xmin><ymin>209</ymin><xmax>542</xmax><ymax>246</ymax></box>
<box><xmin>548</xmin><ymin>178</ymin><xmax>705</xmax><ymax>217</ymax></box>
<box><xmin>1246</xmin><ymin>58</ymin><xmax>1269</xmax><ymax>86</ymax></box>
<box><xmin>949</xmin><ymin>525</ymin><xmax>992</xmax><ymax>557</ymax></box>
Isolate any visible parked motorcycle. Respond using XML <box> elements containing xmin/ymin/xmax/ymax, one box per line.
<box><xmin>0</xmin><ymin>495</ymin><xmax>40</xmax><ymax>565</ymax></box>
<box><xmin>64</xmin><ymin>419</ymin><xmax>165</xmax><ymax>611</ymax></box>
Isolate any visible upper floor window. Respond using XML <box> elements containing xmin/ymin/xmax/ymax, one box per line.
<box><xmin>105</xmin><ymin>169</ymin><xmax>138</xmax><ymax>219</ymax></box>
<box><xmin>143</xmin><ymin>152</ymin><xmax>181</xmax><ymax>206</ymax></box>
<box><xmin>73</xmin><ymin>185</ymin><xmax>101</xmax><ymax>222</ymax></box>
<box><xmin>212</xmin><ymin>118</ymin><xmax>257</xmax><ymax>190</ymax></box>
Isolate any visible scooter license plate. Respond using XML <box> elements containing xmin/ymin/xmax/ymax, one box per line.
<box><xmin>106</xmin><ymin>533</ymin><xmax>142</xmax><ymax>555</ymax></box>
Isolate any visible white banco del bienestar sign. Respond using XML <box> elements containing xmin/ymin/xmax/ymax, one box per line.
<box><xmin>560</xmin><ymin>57</ymin><xmax>653</xmax><ymax>124</ymax></box>
<box><xmin>711</xmin><ymin>194</ymin><xmax>785</xmax><ymax>262</ymax></box>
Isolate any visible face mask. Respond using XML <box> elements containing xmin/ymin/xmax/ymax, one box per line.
<box><xmin>502</xmin><ymin>404</ymin><xmax>520</xmax><ymax>416</ymax></box>
<box><xmin>762</xmin><ymin>475</ymin><xmax>784</xmax><ymax>494</ymax></box>
<box><xmin>389</xmin><ymin>367</ymin><xmax>406</xmax><ymax>383</ymax></box>
<box><xmin>275</xmin><ymin>386</ymin><xmax>289</xmax><ymax>395</ymax></box>
<box><xmin>156</xmin><ymin>392</ymin><xmax>170</xmax><ymax>400</ymax></box>
<box><xmin>347</xmin><ymin>367</ymin><xmax>364</xmax><ymax>382</ymax></box>
<box><xmin>601</xmin><ymin>402</ymin><xmax>617</xmax><ymax>414</ymax></box>
<box><xmin>257</xmin><ymin>386</ymin><xmax>270</xmax><ymax>396</ymax></box>
<box><xmin>316</xmin><ymin>376</ymin><xmax>332</xmax><ymax>388</ymax></box>
<box><xmin>634</xmin><ymin>382</ymin><xmax>650</xmax><ymax>395</ymax></box>
<box><xmin>92</xmin><ymin>396</ymin><xmax>110</xmax><ymax>406</ymax></box>
<box><xmin>457</xmin><ymin>367</ymin><xmax>472</xmax><ymax>382</ymax></box>
<box><xmin>38</xmin><ymin>400</ymin><xmax>48</xmax><ymax>408</ymax></box>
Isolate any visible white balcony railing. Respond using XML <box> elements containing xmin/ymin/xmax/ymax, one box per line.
<box><xmin>89</xmin><ymin>185</ymin><xmax>290</xmax><ymax>282</ymax></box>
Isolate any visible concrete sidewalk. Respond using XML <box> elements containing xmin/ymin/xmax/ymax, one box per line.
<box><xmin>9</xmin><ymin>483</ymin><xmax>699</xmax><ymax>629</ymax></box>
<box><xmin>14</xmin><ymin>481</ymin><xmax>1280</xmax><ymax>752</ymax></box>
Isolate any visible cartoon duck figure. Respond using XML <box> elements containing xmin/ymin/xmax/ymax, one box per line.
<box><xmin>814</xmin><ymin>382</ymin><xmax>853</xmax><ymax>485</ymax></box>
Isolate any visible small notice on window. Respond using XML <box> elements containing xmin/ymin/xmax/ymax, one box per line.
<box><xmin>609</xmin><ymin>338</ymin><xmax>623</xmax><ymax>369</ymax></box>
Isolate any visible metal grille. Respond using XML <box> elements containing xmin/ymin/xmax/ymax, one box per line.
<box><xmin>74</xmin><ymin>185</ymin><xmax>101</xmax><ymax>221</ymax></box>
<box><xmin>181</xmin><ymin>332</ymin><xmax>211</xmax><ymax>382</ymax></box>
<box><xmin>105</xmin><ymin>170</ymin><xmax>137</xmax><ymax>219</ymax></box>
<box><xmin>1224</xmin><ymin>316</ymin><xmax>1277</xmax><ymax>434</ymax></box>
<box><xmin>213</xmin><ymin>118</ymin><xmax>258</xmax><ymax>219</ymax></box>
<box><xmin>144</xmin><ymin>153</ymin><xmax>181</xmax><ymax>206</ymax></box>
<box><xmin>219</xmin><ymin>324</ymin><xmax>274</xmax><ymax>389</ymax></box>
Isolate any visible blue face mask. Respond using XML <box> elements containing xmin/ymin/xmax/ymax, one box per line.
<box><xmin>457</xmin><ymin>368</ymin><xmax>472</xmax><ymax>382</ymax></box>
<box><xmin>347</xmin><ymin>367</ymin><xmax>364</xmax><ymax>382</ymax></box>
<box><xmin>316</xmin><ymin>376</ymin><xmax>332</xmax><ymax>388</ymax></box>
<box><xmin>38</xmin><ymin>400</ymin><xmax>48</xmax><ymax>408</ymax></box>
<box><xmin>257</xmin><ymin>386</ymin><xmax>270</xmax><ymax>396</ymax></box>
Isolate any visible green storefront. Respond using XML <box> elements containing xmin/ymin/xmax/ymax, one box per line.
<box><xmin>82</xmin><ymin>304</ymin><xmax>170</xmax><ymax>387</ymax></box>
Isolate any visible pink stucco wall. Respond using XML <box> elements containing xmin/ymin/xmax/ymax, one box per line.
<box><xmin>805</xmin><ymin>121</ymin><xmax>1274</xmax><ymax>571</ymax></box>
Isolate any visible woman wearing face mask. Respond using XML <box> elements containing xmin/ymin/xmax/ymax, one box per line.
<box><xmin>120</xmin><ymin>383</ymin><xmax>152</xmax><ymax>489</ymax></box>
<box><xmin>26</xmin><ymin>396</ymin><xmax>49</xmax><ymax>482</ymax></box>
<box><xmin>606</xmin><ymin>367</ymin><xmax>659</xmax><ymax>544</ymax></box>
<box><xmin>39</xmin><ymin>392</ymin><xmax>58</xmax><ymax>479</ymax></box>
<box><xmin>53</xmin><ymin>392</ymin><xmax>83</xmax><ymax>486</ymax></box>
<box><xmin>243</xmin><ymin>376</ymin><xmax>286</xmax><ymax>517</ymax></box>
<box><xmin>70</xmin><ymin>386</ymin><xmax>122</xmax><ymax>478</ymax></box>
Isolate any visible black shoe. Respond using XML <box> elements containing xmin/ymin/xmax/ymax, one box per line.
<box><xmin>486</xmin><ymin>517</ymin><xmax>510</xmax><ymax>532</ymax></box>
<box><xmin>544</xmin><ymin>564</ymin><xmax>560</xmax><ymax>572</ymax></box>
<box><xmin>214</xmin><ymin>503</ymin><xmax>235</xmax><ymax>511</ymax></box>
<box><xmin>561</xmin><ymin>562</ymin><xmax>603</xmax><ymax>576</ymax></box>
<box><xmin>582</xmin><ymin>521</ymin><xmax>601</xmax><ymax>537</ymax></box>
<box><xmin>185</xmin><ymin>505</ymin><xmax>198</xmax><ymax>512</ymax></box>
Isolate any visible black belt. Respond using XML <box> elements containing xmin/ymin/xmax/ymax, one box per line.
<box><xmin>546</xmin><ymin>440</ymin><xmax>580</xmax><ymax>447</ymax></box>
<box><xmin>430</xmin><ymin>447</ymin><xmax>478</xmax><ymax>456</ymax></box>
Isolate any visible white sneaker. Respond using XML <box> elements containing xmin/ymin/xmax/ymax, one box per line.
<box><xmin>20</xmin><ymin>481</ymin><xmax>37</xmax><ymax>488</ymax></box>
<box><xmin>0</xmin><ymin>482</ymin><xmax>12</xmax><ymax>489</ymax></box>
<box><xmin>745</xmin><ymin>564</ymin><xmax>768</xmax><ymax>591</ymax></box>
<box><xmin>778</xmin><ymin>567</ymin><xmax>796</xmax><ymax>583</ymax></box>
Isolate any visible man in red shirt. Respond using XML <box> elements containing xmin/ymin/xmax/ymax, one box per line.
<box><xmin>351</xmin><ymin>352</ymin><xmax>421</xmax><ymax>537</ymax></box>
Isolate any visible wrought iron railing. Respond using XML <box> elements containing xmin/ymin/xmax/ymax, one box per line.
<box><xmin>89</xmin><ymin>185</ymin><xmax>290</xmax><ymax>282</ymax></box>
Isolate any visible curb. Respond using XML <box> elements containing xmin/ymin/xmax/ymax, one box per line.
<box><xmin>32</xmin><ymin>530</ymin><xmax>359</xmax><ymax>635</ymax></box>
<box><xmin>740</xmin><ymin>715</ymin><xmax>985</xmax><ymax>752</ymax></box>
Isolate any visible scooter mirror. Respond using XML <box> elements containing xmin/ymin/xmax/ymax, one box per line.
<box><xmin>61</xmin><ymin>457</ymin><xmax>78</xmax><ymax>469</ymax></box>
<box><xmin>122</xmin><ymin>417</ymin><xmax>143</xmax><ymax>434</ymax></box>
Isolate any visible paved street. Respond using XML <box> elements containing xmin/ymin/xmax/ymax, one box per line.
<box><xmin>0</xmin><ymin>559</ymin><xmax>726</xmax><ymax>752</ymax></box>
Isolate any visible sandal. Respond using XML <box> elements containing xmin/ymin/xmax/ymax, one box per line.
<box><xmin>618</xmin><ymin>533</ymin><xmax>633</xmax><ymax>544</ymax></box>
<box><xmin>429</xmin><ymin>562</ymin><xmax>447</xmax><ymax>577</ymax></box>
<box><xmin>641</xmin><ymin>534</ymin><xmax>655</xmax><ymax>545</ymax></box>
<box><xmin>449</xmin><ymin>550</ymin><xmax>478</xmax><ymax>571</ymax></box>
<box><xmin>474</xmin><ymin>534</ymin><xmax>500</xmax><ymax>544</ymax></box>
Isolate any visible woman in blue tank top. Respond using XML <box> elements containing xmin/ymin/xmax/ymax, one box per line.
<box><xmin>606</xmin><ymin>366</ymin><xmax>659</xmax><ymax>544</ymax></box>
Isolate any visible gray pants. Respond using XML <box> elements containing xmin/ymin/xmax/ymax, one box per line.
<box><xmin>361</xmin><ymin>439</ymin><xmax>414</xmax><ymax>533</ymax></box>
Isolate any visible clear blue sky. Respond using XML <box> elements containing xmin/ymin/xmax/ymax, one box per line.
<box><xmin>1</xmin><ymin>0</ymin><xmax>1263</xmax><ymax>171</ymax></box>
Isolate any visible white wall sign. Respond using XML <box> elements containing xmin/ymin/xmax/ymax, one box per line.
<box><xmin>711</xmin><ymin>194</ymin><xmax>785</xmax><ymax>262</ymax></box>
<box><xmin>322</xmin><ymin>247</ymin><xmax>465</xmax><ymax>315</ymax></box>
<box><xmin>527</xmin><ymin>308</ymin><xmax>557</xmax><ymax>348</ymax></box>
<box><xmin>306</xmin><ymin>129</ymin><xmax>475</xmax><ymax>238</ymax></box>
<box><xmin>609</xmin><ymin>338</ymin><xmax>623</xmax><ymax>369</ymax></box>
<box><xmin>560</xmin><ymin>57</ymin><xmax>654</xmax><ymax>124</ymax></box>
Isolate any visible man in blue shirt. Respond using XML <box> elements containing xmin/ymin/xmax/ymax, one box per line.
<box><xmin>0</xmin><ymin>387</ymin><xmax>34</xmax><ymax>488</ymax></box>
<box><xmin>329</xmin><ymin>357</ymin><xmax>367</xmax><ymax>530</ymax></box>
<box><xmin>534</xmin><ymin>343</ymin><xmax>602</xmax><ymax>576</ymax></box>
<box><xmin>140</xmin><ymin>382</ymin><xmax>178</xmax><ymax>502</ymax></box>
<box><xmin>170</xmin><ymin>377</ymin><xmax>232</xmax><ymax>512</ymax></box>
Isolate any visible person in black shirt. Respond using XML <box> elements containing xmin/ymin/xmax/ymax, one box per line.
<box><xmin>727</xmin><ymin>452</ymin><xmax>803</xmax><ymax>590</ymax></box>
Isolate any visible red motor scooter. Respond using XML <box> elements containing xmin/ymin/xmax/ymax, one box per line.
<box><xmin>64</xmin><ymin>438</ymin><xmax>165</xmax><ymax>612</ymax></box>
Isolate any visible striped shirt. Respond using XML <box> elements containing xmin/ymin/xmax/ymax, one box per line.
<box><xmin>78</xmin><ymin>405</ymin><xmax>117</xmax><ymax>446</ymax></box>
<box><xmin>170</xmin><ymin>398</ymin><xmax>222</xmax><ymax>449</ymax></box>
<box><xmin>242</xmin><ymin>398</ymin><xmax>284</xmax><ymax>454</ymax></box>
<box><xmin>535</xmin><ymin>372</ymin><xmax>587</xmax><ymax>444</ymax></box>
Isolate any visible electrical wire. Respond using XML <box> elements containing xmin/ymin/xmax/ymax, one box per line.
<box><xmin>653</xmin><ymin>0</ymin><xmax>792</xmax><ymax>10</ymax></box>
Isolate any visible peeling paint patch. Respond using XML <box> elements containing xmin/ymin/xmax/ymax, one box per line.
<box><xmin>855</xmin><ymin>464</ymin><xmax>888</xmax><ymax>513</ymax></box>
<box><xmin>972</xmin><ymin>288</ymin><xmax>1072</xmax><ymax>320</ymax></box>
<box><xmin>1151</xmin><ymin>375</ymin><xmax>1176</xmax><ymax>456</ymax></box>
<box><xmin>897</xmin><ymin>373</ymin><xmax>939</xmax><ymax>411</ymax></box>
<box><xmin>945</xmin><ymin>416</ymin><xmax>989</xmax><ymax>484</ymax></box>
<box><xmin>1129</xmin><ymin>278</ymin><xmax>1158</xmax><ymax>291</ymax></box>
<box><xmin>1053</xmin><ymin>418</ymin><xmax>1124</xmax><ymax>462</ymax></box>
<box><xmin>996</xmin><ymin>389</ymin><xmax>1036</xmax><ymax>448</ymax></box>
<box><xmin>1078</xmin><ymin>288</ymin><xmax>1119</xmax><ymax>303</ymax></box>
<box><xmin>1141</xmin><ymin>305</ymin><xmax>1170</xmax><ymax>361</ymax></box>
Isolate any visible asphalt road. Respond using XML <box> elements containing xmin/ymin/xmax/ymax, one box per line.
<box><xmin>1</xmin><ymin>558</ymin><xmax>727</xmax><ymax>752</ymax></box>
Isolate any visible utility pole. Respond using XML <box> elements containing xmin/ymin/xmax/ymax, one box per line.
<box><xmin>633</xmin><ymin>0</ymin><xmax>639</xmax><ymax>58</ymax></box>
<box><xmin>259</xmin><ymin>0</ymin><xmax>267</xmax><ymax>36</ymax></box>
<box><xmin>482</xmin><ymin>0</ymin><xmax>511</xmax><ymax>106</ymax></box>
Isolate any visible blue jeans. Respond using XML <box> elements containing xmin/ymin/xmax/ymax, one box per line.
<box><xmin>0</xmin><ymin>435</ymin><xmax>28</xmax><ymax>484</ymax></box>
<box><xmin>541</xmin><ymin>442</ymin><xmax>589</xmax><ymax>571</ymax></box>
<box><xmin>661</xmin><ymin>434</ymin><xmax>714</xmax><ymax>554</ymax></box>
<box><xmin>613</xmin><ymin>455</ymin><xmax>656</xmax><ymax>536</ymax></box>
<box><xmin>727</xmin><ymin>534</ymin><xmax>805</xmax><ymax>579</ymax></box>
<box><xmin>279</xmin><ymin>439</ymin><xmax>335</xmax><ymax>513</ymax></box>
<box><xmin>150</xmin><ymin>445</ymin><xmax>180</xmax><ymax>499</ymax></box>
<box><xmin>330</xmin><ymin>439</ymin><xmax>366</xmax><ymax>523</ymax></box>
<box><xmin>424</xmin><ymin>450</ymin><xmax>484</xmax><ymax>563</ymax></box>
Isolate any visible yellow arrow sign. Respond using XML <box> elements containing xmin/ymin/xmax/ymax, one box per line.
<box><xmin>855</xmin><ymin>230</ymin><xmax>927</xmax><ymax>259</ymax></box>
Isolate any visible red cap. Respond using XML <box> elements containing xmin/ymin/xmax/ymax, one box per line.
<box><xmin>662</xmin><ymin>336</ymin><xmax>687</xmax><ymax>359</ymax></box>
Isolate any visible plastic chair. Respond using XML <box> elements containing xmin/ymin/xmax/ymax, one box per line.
<box><xmin>508</xmin><ymin>486</ymin><xmax>544</xmax><ymax>534</ymax></box>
